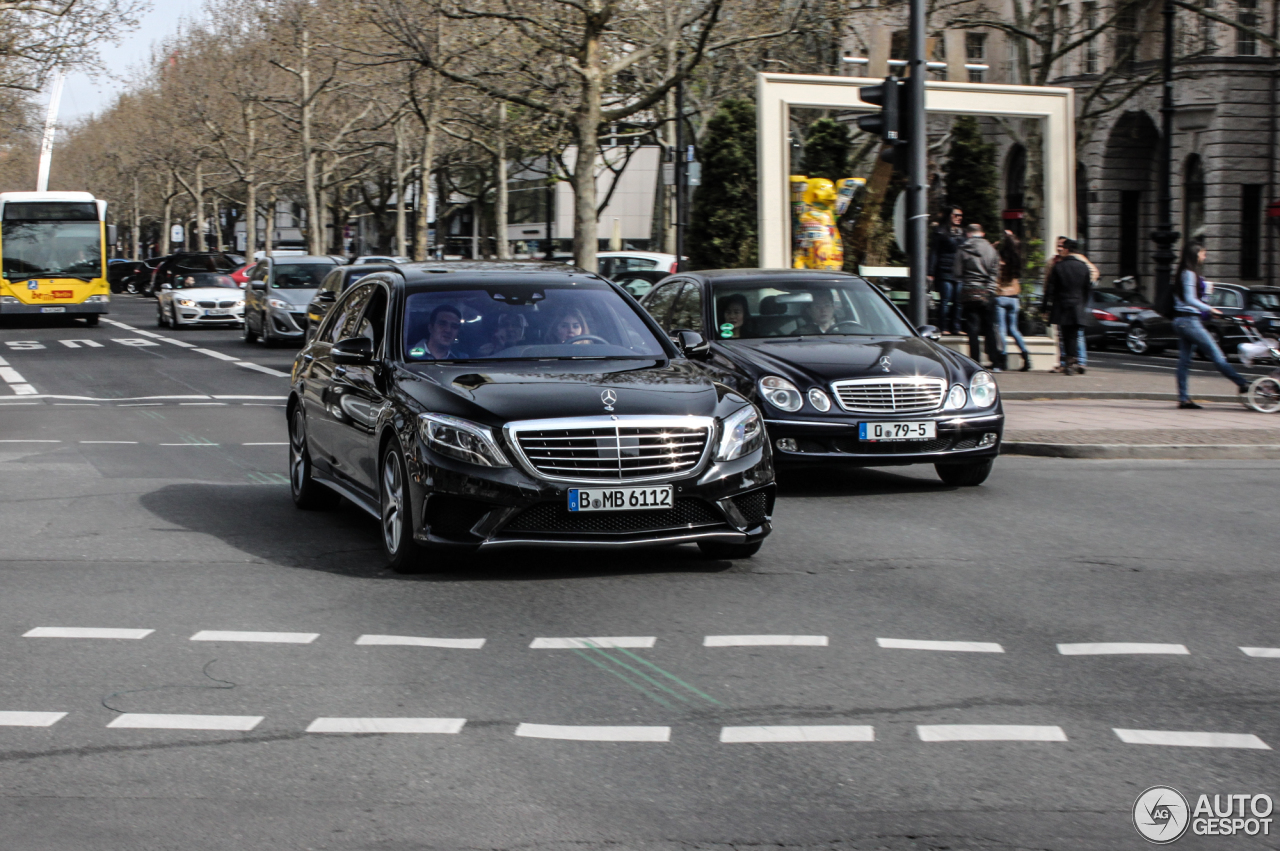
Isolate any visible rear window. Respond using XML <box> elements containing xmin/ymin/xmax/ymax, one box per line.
<box><xmin>272</xmin><ymin>263</ymin><xmax>334</xmax><ymax>288</ymax></box>
<box><xmin>1249</xmin><ymin>291</ymin><xmax>1280</xmax><ymax>310</ymax></box>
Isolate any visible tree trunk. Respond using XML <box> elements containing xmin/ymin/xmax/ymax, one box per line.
<box><xmin>572</xmin><ymin>72</ymin><xmax>603</xmax><ymax>271</ymax></box>
<box><xmin>495</xmin><ymin>102</ymin><xmax>511</xmax><ymax>259</ymax></box>
<box><xmin>132</xmin><ymin>176</ymin><xmax>141</xmax><ymax>260</ymax></box>
<box><xmin>161</xmin><ymin>172</ymin><xmax>174</xmax><ymax>255</ymax></box>
<box><xmin>395</xmin><ymin>117</ymin><xmax>408</xmax><ymax>257</ymax></box>
<box><xmin>300</xmin><ymin>24</ymin><xmax>322</xmax><ymax>256</ymax></box>
<box><xmin>245</xmin><ymin>104</ymin><xmax>258</xmax><ymax>261</ymax></box>
<box><xmin>1023</xmin><ymin>118</ymin><xmax>1045</xmax><ymax>255</ymax></box>
<box><xmin>266</xmin><ymin>186</ymin><xmax>277</xmax><ymax>259</ymax></box>
<box><xmin>416</xmin><ymin>115</ymin><xmax>436</xmax><ymax>261</ymax></box>
<box><xmin>193</xmin><ymin>162</ymin><xmax>205</xmax><ymax>252</ymax></box>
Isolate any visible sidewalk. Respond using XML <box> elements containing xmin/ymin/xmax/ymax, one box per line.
<box><xmin>994</xmin><ymin>366</ymin><xmax>1280</xmax><ymax>459</ymax></box>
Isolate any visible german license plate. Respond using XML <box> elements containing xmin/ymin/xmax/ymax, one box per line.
<box><xmin>859</xmin><ymin>421</ymin><xmax>936</xmax><ymax>441</ymax></box>
<box><xmin>568</xmin><ymin>486</ymin><xmax>673</xmax><ymax>512</ymax></box>
<box><xmin>208</xmin><ymin>308</ymin><xmax>232</xmax><ymax>315</ymax></box>
<box><xmin>40</xmin><ymin>307</ymin><xmax>65</xmax><ymax>313</ymax></box>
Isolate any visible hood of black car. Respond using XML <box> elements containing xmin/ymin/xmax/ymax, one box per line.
<box><xmin>722</xmin><ymin>336</ymin><xmax>959</xmax><ymax>384</ymax></box>
<box><xmin>399</xmin><ymin>359</ymin><xmax>729</xmax><ymax>424</ymax></box>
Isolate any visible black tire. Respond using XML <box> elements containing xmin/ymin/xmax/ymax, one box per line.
<box><xmin>697</xmin><ymin>540</ymin><xmax>763</xmax><ymax>560</ymax></box>
<box><xmin>288</xmin><ymin>407</ymin><xmax>338</xmax><ymax>510</ymax></box>
<box><xmin>83</xmin><ymin>314</ymin><xmax>99</xmax><ymax>327</ymax></box>
<box><xmin>1126</xmin><ymin>325</ymin><xmax>1149</xmax><ymax>355</ymax></box>
<box><xmin>243</xmin><ymin>312</ymin><xmax>259</xmax><ymax>343</ymax></box>
<box><xmin>380</xmin><ymin>440</ymin><xmax>425</xmax><ymax>573</ymax></box>
<box><xmin>935</xmin><ymin>459</ymin><xmax>995</xmax><ymax>487</ymax></box>
<box><xmin>156</xmin><ymin>302</ymin><xmax>167</xmax><ymax>327</ymax></box>
<box><xmin>170</xmin><ymin>305</ymin><xmax>182</xmax><ymax>329</ymax></box>
<box><xmin>261</xmin><ymin>312</ymin><xmax>276</xmax><ymax>347</ymax></box>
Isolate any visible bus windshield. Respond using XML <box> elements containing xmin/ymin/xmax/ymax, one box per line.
<box><xmin>2</xmin><ymin>220</ymin><xmax>102</xmax><ymax>281</ymax></box>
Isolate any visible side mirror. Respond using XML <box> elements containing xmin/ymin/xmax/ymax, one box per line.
<box><xmin>160</xmin><ymin>283</ymin><xmax>171</xmax><ymax>291</ymax></box>
<box><xmin>676</xmin><ymin>330</ymin><xmax>711</xmax><ymax>360</ymax></box>
<box><xmin>332</xmin><ymin>336</ymin><xmax>374</xmax><ymax>365</ymax></box>
<box><xmin>917</xmin><ymin>324</ymin><xmax>942</xmax><ymax>341</ymax></box>
<box><xmin>106</xmin><ymin>224</ymin><xmax>118</xmax><ymax>246</ymax></box>
<box><xmin>250</xmin><ymin>280</ymin><xmax>266</xmax><ymax>290</ymax></box>
<box><xmin>316</xmin><ymin>290</ymin><xmax>336</xmax><ymax>303</ymax></box>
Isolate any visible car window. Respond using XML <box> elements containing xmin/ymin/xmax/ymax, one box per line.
<box><xmin>710</xmin><ymin>278</ymin><xmax>912</xmax><ymax>339</ymax></box>
<box><xmin>642</xmin><ymin>281</ymin><xmax>681</xmax><ymax>329</ymax></box>
<box><xmin>337</xmin><ymin>284</ymin><xmax>375</xmax><ymax>341</ymax></box>
<box><xmin>355</xmin><ymin>286</ymin><xmax>388</xmax><ymax>353</ymax></box>
<box><xmin>343</xmin><ymin>268</ymin><xmax>373</xmax><ymax>291</ymax></box>
<box><xmin>668</xmin><ymin>281</ymin><xmax>704</xmax><ymax>333</ymax></box>
<box><xmin>618</xmin><ymin>257</ymin><xmax>658</xmax><ymax>272</ymax></box>
<box><xmin>174</xmin><ymin>273</ymin><xmax>237</xmax><ymax>289</ymax></box>
<box><xmin>1207</xmin><ymin>288</ymin><xmax>1243</xmax><ymax>309</ymax></box>
<box><xmin>318</xmin><ymin>269</ymin><xmax>342</xmax><ymax>295</ymax></box>
<box><xmin>321</xmin><ymin>284</ymin><xmax>372</xmax><ymax>345</ymax></box>
<box><xmin>597</xmin><ymin>258</ymin><xmax>616</xmax><ymax>278</ymax></box>
<box><xmin>272</xmin><ymin>263</ymin><xmax>333</xmax><ymax>289</ymax></box>
<box><xmin>1249</xmin><ymin>291</ymin><xmax>1280</xmax><ymax>310</ymax></box>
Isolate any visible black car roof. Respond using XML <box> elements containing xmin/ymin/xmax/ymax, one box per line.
<box><xmin>681</xmin><ymin>268</ymin><xmax>859</xmax><ymax>281</ymax></box>
<box><xmin>400</xmin><ymin>267</ymin><xmax>608</xmax><ymax>289</ymax></box>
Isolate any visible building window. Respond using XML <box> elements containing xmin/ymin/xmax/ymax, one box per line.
<box><xmin>966</xmin><ymin>32</ymin><xmax>986</xmax><ymax>81</ymax></box>
<box><xmin>1241</xmin><ymin>184</ymin><xmax>1263</xmax><ymax>278</ymax></box>
<box><xmin>1116</xmin><ymin>9</ymin><xmax>1139</xmax><ymax>72</ymax></box>
<box><xmin>1202</xmin><ymin>0</ymin><xmax>1217</xmax><ymax>52</ymax></box>
<box><xmin>1076</xmin><ymin>163</ymin><xmax>1090</xmax><ymax>252</ymax></box>
<box><xmin>1084</xmin><ymin>2</ymin><xmax>1099</xmax><ymax>72</ymax></box>
<box><xmin>1119</xmin><ymin>190</ymin><xmax>1142</xmax><ymax>277</ymax></box>
<box><xmin>1183</xmin><ymin>155</ymin><xmax>1206</xmax><ymax>243</ymax></box>
<box><xmin>1237</xmin><ymin>0</ymin><xmax>1259</xmax><ymax>55</ymax></box>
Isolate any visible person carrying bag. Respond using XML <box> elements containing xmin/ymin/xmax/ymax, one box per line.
<box><xmin>953</xmin><ymin>223</ymin><xmax>1001</xmax><ymax>367</ymax></box>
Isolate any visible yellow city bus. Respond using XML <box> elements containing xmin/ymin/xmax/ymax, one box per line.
<box><xmin>0</xmin><ymin>191</ymin><xmax>111</xmax><ymax>325</ymax></box>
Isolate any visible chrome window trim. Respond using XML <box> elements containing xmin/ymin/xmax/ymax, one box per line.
<box><xmin>504</xmin><ymin>414</ymin><xmax>717</xmax><ymax>484</ymax></box>
<box><xmin>829</xmin><ymin>376</ymin><xmax>947</xmax><ymax>414</ymax></box>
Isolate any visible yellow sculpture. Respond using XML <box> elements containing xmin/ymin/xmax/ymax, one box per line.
<box><xmin>791</xmin><ymin>176</ymin><xmax>865</xmax><ymax>270</ymax></box>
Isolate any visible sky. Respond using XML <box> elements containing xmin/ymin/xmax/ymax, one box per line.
<box><xmin>55</xmin><ymin>0</ymin><xmax>206</xmax><ymax>123</ymax></box>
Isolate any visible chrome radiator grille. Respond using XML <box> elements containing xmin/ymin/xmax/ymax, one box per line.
<box><xmin>831</xmin><ymin>377</ymin><xmax>947</xmax><ymax>414</ymax></box>
<box><xmin>509</xmin><ymin>416</ymin><xmax>713</xmax><ymax>482</ymax></box>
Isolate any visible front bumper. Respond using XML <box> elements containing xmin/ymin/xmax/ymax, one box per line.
<box><xmin>0</xmin><ymin>300</ymin><xmax>108</xmax><ymax>315</ymax></box>
<box><xmin>175</xmin><ymin>305</ymin><xmax>244</xmax><ymax>325</ymax></box>
<box><xmin>764</xmin><ymin>411</ymin><xmax>1003</xmax><ymax>467</ymax></box>
<box><xmin>406</xmin><ymin>440</ymin><xmax>775</xmax><ymax>551</ymax></box>
<box><xmin>268</xmin><ymin>308</ymin><xmax>309</xmax><ymax>337</ymax></box>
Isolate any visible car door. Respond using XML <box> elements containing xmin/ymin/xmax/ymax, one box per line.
<box><xmin>1206</xmin><ymin>286</ymin><xmax>1245</xmax><ymax>348</ymax></box>
<box><xmin>676</xmin><ymin>280</ymin><xmax>756</xmax><ymax>396</ymax></box>
<box><xmin>302</xmin><ymin>283</ymin><xmax>374</xmax><ymax>481</ymax></box>
<box><xmin>331</xmin><ymin>284</ymin><xmax>391</xmax><ymax>492</ymax></box>
<box><xmin>246</xmin><ymin>261</ymin><xmax>269</xmax><ymax>331</ymax></box>
<box><xmin>639</xmin><ymin>279</ymin><xmax>684</xmax><ymax>331</ymax></box>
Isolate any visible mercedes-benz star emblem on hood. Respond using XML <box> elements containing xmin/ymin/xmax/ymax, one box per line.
<box><xmin>878</xmin><ymin>356</ymin><xmax>892</xmax><ymax>372</ymax></box>
<box><xmin>601</xmin><ymin>389</ymin><xmax>617</xmax><ymax>411</ymax></box>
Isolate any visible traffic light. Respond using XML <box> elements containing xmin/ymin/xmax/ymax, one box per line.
<box><xmin>857</xmin><ymin>76</ymin><xmax>913</xmax><ymax>172</ymax></box>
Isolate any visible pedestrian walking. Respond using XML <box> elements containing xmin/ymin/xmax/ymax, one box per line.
<box><xmin>1043</xmin><ymin>238</ymin><xmax>1092</xmax><ymax>375</ymax></box>
<box><xmin>928</xmin><ymin>206</ymin><xmax>966</xmax><ymax>334</ymax></box>
<box><xmin>1170</xmin><ymin>242</ymin><xmax>1249</xmax><ymax>408</ymax></box>
<box><xmin>994</xmin><ymin>229</ymin><xmax>1030</xmax><ymax>372</ymax></box>
<box><xmin>1044</xmin><ymin>236</ymin><xmax>1099</xmax><ymax>372</ymax></box>
<box><xmin>954</xmin><ymin>222</ymin><xmax>1001</xmax><ymax>366</ymax></box>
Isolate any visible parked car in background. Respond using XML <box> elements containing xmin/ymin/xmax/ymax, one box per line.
<box><xmin>147</xmin><ymin>252</ymin><xmax>240</xmax><ymax>296</ymax></box>
<box><xmin>639</xmin><ymin>269</ymin><xmax>1003</xmax><ymax>486</ymax></box>
<box><xmin>597</xmin><ymin>252</ymin><xmax>680</xmax><ymax>279</ymax></box>
<box><xmin>1084</xmin><ymin>287</ymin><xmax>1154</xmax><ymax>350</ymax></box>
<box><xmin>108</xmin><ymin>260</ymin><xmax>150</xmax><ymax>294</ymax></box>
<box><xmin>155</xmin><ymin>273</ymin><xmax>245</xmax><ymax>329</ymax></box>
<box><xmin>287</xmin><ymin>265</ymin><xmax>774</xmax><ymax>570</ymax></box>
<box><xmin>305</xmin><ymin>264</ymin><xmax>395</xmax><ymax>339</ymax></box>
<box><xmin>230</xmin><ymin>261</ymin><xmax>256</xmax><ymax>287</ymax></box>
<box><xmin>609</xmin><ymin>268</ymin><xmax>670</xmax><ymax>300</ymax></box>
<box><xmin>354</xmin><ymin>254</ymin><xmax>411</xmax><ymax>265</ymax></box>
<box><xmin>1125</xmin><ymin>283</ymin><xmax>1280</xmax><ymax>356</ymax></box>
<box><xmin>243</xmin><ymin>255</ymin><xmax>339</xmax><ymax>346</ymax></box>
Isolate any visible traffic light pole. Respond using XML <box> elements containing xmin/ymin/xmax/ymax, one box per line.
<box><xmin>906</xmin><ymin>0</ymin><xmax>928</xmax><ymax>326</ymax></box>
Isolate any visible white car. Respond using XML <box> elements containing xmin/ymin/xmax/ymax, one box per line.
<box><xmin>596</xmin><ymin>251</ymin><xmax>680</xmax><ymax>278</ymax></box>
<box><xmin>155</xmin><ymin>272</ymin><xmax>245</xmax><ymax>329</ymax></box>
<box><xmin>354</xmin><ymin>254</ymin><xmax>411</xmax><ymax>264</ymax></box>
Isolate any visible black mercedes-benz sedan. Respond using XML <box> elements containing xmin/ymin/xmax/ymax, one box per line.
<box><xmin>638</xmin><ymin>269</ymin><xmax>1003</xmax><ymax>486</ymax></box>
<box><xmin>287</xmin><ymin>265</ymin><xmax>775</xmax><ymax>571</ymax></box>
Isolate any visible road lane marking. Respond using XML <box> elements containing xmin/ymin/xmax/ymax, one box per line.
<box><xmin>107</xmin><ymin>713</ymin><xmax>263</xmax><ymax>731</ymax></box>
<box><xmin>0</xmin><ymin>711</ymin><xmax>67</xmax><ymax>727</ymax></box>
<box><xmin>10</xmin><ymin>384</ymin><xmax>37</xmax><ymax>395</ymax></box>
<box><xmin>112</xmin><ymin>338</ymin><xmax>160</xmax><ymax>347</ymax></box>
<box><xmin>918</xmin><ymin>725</ymin><xmax>1067</xmax><ymax>742</ymax></box>
<box><xmin>704</xmin><ymin>635</ymin><xmax>828</xmax><ymax>647</ymax></box>
<box><xmin>0</xmin><ymin>439</ymin><xmax>60</xmax><ymax>443</ymax></box>
<box><xmin>877</xmin><ymin>638</ymin><xmax>1005</xmax><ymax>653</ymax></box>
<box><xmin>0</xmin><ymin>366</ymin><xmax>29</xmax><ymax>384</ymax></box>
<box><xmin>1241</xmin><ymin>647</ymin><xmax>1280</xmax><ymax>658</ymax></box>
<box><xmin>194</xmin><ymin>348</ymin><xmax>240</xmax><ymax>362</ymax></box>
<box><xmin>212</xmin><ymin>396</ymin><xmax>289</xmax><ymax>400</ymax></box>
<box><xmin>1057</xmin><ymin>643</ymin><xmax>1189</xmax><ymax>655</ymax></box>
<box><xmin>57</xmin><ymin>339</ymin><xmax>104</xmax><ymax>348</ymax></box>
<box><xmin>4</xmin><ymin>341</ymin><xmax>45</xmax><ymax>349</ymax></box>
<box><xmin>99</xmin><ymin>319</ymin><xmax>162</xmax><ymax>338</ymax></box>
<box><xmin>190</xmin><ymin>630</ymin><xmax>318</xmax><ymax>643</ymax></box>
<box><xmin>515</xmin><ymin>723</ymin><xmax>670</xmax><ymax>742</ymax></box>
<box><xmin>0</xmin><ymin>355</ymin><xmax>7</xmax><ymax>364</ymax></box>
<box><xmin>24</xmin><ymin>627</ymin><xmax>153</xmax><ymax>639</ymax></box>
<box><xmin>80</xmin><ymin>441</ymin><xmax>138</xmax><ymax>444</ymax></box>
<box><xmin>157</xmin><ymin>337</ymin><xmax>196</xmax><ymax>348</ymax></box>
<box><xmin>530</xmin><ymin>637</ymin><xmax>656</xmax><ymax>649</ymax></box>
<box><xmin>356</xmin><ymin>635</ymin><xmax>486</xmax><ymax>649</ymax></box>
<box><xmin>160</xmin><ymin>443</ymin><xmax>221</xmax><ymax>446</ymax></box>
<box><xmin>243</xmin><ymin>442</ymin><xmax>288</xmax><ymax>446</ymax></box>
<box><xmin>236</xmin><ymin>362</ymin><xmax>290</xmax><ymax>377</ymax></box>
<box><xmin>178</xmin><ymin>402</ymin><xmax>227</xmax><ymax>406</ymax></box>
<box><xmin>1114</xmin><ymin>729</ymin><xmax>1270</xmax><ymax>749</ymax></box>
<box><xmin>306</xmin><ymin>718</ymin><xmax>467</xmax><ymax>734</ymax></box>
<box><xmin>721</xmin><ymin>725</ymin><xmax>874</xmax><ymax>742</ymax></box>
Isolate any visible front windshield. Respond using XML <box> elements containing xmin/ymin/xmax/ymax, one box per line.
<box><xmin>272</xmin><ymin>263</ymin><xmax>333</xmax><ymax>289</ymax></box>
<box><xmin>403</xmin><ymin>282</ymin><xmax>667</xmax><ymax>361</ymax></box>
<box><xmin>2</xmin><ymin>221</ymin><xmax>101</xmax><ymax>280</ymax></box>
<box><xmin>175</xmin><ymin>273</ymin><xmax>237</xmax><ymax>289</ymax></box>
<box><xmin>711</xmin><ymin>278</ymin><xmax>913</xmax><ymax>339</ymax></box>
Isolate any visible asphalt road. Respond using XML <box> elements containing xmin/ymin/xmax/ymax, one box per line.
<box><xmin>0</xmin><ymin>296</ymin><xmax>1277</xmax><ymax>851</ymax></box>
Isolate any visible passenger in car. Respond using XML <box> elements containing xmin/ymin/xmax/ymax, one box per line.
<box><xmin>549</xmin><ymin>307</ymin><xmax>592</xmax><ymax>343</ymax></box>
<box><xmin>797</xmin><ymin>290</ymin><xmax>839</xmax><ymax>334</ymax></box>
<box><xmin>408</xmin><ymin>305</ymin><xmax>468</xmax><ymax>360</ymax></box>
<box><xmin>477</xmin><ymin>312</ymin><xmax>528</xmax><ymax>355</ymax></box>
<box><xmin>717</xmin><ymin>294</ymin><xmax>751</xmax><ymax>339</ymax></box>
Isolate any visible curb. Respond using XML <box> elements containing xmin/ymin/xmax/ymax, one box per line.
<box><xmin>1001</xmin><ymin>442</ymin><xmax>1280</xmax><ymax>460</ymax></box>
<box><xmin>1001</xmin><ymin>390</ymin><xmax>1240</xmax><ymax>403</ymax></box>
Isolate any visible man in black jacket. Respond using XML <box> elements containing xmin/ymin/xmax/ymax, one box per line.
<box><xmin>927</xmin><ymin>206</ymin><xmax>965</xmax><ymax>334</ymax></box>
<box><xmin>1043</xmin><ymin>238</ymin><xmax>1093</xmax><ymax>375</ymax></box>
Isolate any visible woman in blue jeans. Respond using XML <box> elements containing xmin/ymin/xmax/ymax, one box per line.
<box><xmin>1173</xmin><ymin>242</ymin><xmax>1249</xmax><ymax>409</ymax></box>
<box><xmin>993</xmin><ymin>231</ymin><xmax>1030</xmax><ymax>371</ymax></box>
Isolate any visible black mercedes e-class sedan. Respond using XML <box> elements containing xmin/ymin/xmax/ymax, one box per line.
<box><xmin>639</xmin><ymin>269</ymin><xmax>1003</xmax><ymax>486</ymax></box>
<box><xmin>287</xmin><ymin>265</ymin><xmax>775</xmax><ymax>571</ymax></box>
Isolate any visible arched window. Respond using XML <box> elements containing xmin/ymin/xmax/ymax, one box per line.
<box><xmin>1005</xmin><ymin>144</ymin><xmax>1026</xmax><ymax>211</ymax></box>
<box><xmin>1076</xmin><ymin>163</ymin><xmax>1090</xmax><ymax>253</ymax></box>
<box><xmin>1183</xmin><ymin>154</ymin><xmax>1205</xmax><ymax>243</ymax></box>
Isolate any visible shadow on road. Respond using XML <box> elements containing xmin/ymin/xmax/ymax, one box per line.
<box><xmin>775</xmin><ymin>464</ymin><xmax>956</xmax><ymax>498</ymax></box>
<box><xmin>138</xmin><ymin>483</ymin><xmax>733</xmax><ymax>582</ymax></box>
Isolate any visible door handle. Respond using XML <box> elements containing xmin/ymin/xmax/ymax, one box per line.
<box><xmin>335</xmin><ymin>366</ymin><xmax>348</xmax><ymax>378</ymax></box>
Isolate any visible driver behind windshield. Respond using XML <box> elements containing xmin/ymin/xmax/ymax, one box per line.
<box><xmin>476</xmin><ymin>312</ymin><xmax>527</xmax><ymax>356</ymax></box>
<box><xmin>549</xmin><ymin>307</ymin><xmax>592</xmax><ymax>344</ymax></box>
<box><xmin>409</xmin><ymin>305</ymin><xmax>468</xmax><ymax>360</ymax></box>
<box><xmin>717</xmin><ymin>294</ymin><xmax>750</xmax><ymax>339</ymax></box>
<box><xmin>797</xmin><ymin>289</ymin><xmax>838</xmax><ymax>334</ymax></box>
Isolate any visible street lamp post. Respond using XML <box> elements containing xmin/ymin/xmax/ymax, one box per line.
<box><xmin>906</xmin><ymin>0</ymin><xmax>929</xmax><ymax>326</ymax></box>
<box><xmin>1151</xmin><ymin>0</ymin><xmax>1180</xmax><ymax>296</ymax></box>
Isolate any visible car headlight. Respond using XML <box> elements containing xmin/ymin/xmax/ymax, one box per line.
<box><xmin>759</xmin><ymin>376</ymin><xmax>803</xmax><ymax>413</ymax></box>
<box><xmin>717</xmin><ymin>405</ymin><xmax>764</xmax><ymax>461</ymax></box>
<box><xmin>970</xmin><ymin>371</ymin><xmax>997</xmax><ymax>408</ymax></box>
<box><xmin>807</xmin><ymin>388</ymin><xmax>832</xmax><ymax>412</ymax></box>
<box><xmin>418</xmin><ymin>413</ymin><xmax>510</xmax><ymax>467</ymax></box>
<box><xmin>268</xmin><ymin>297</ymin><xmax>291</xmax><ymax>310</ymax></box>
<box><xmin>234</xmin><ymin>300</ymin><xmax>245</xmax><ymax>307</ymax></box>
<box><xmin>176</xmin><ymin>298</ymin><xmax>196</xmax><ymax>307</ymax></box>
<box><xmin>943</xmin><ymin>384</ymin><xmax>967</xmax><ymax>410</ymax></box>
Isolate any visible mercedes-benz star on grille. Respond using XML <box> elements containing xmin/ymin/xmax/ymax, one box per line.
<box><xmin>830</xmin><ymin>378</ymin><xmax>947</xmax><ymax>414</ymax></box>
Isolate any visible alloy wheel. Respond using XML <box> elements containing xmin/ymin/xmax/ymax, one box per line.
<box><xmin>381</xmin><ymin>451</ymin><xmax>405</xmax><ymax>554</ymax></box>
<box><xmin>1126</xmin><ymin>326</ymin><xmax>1149</xmax><ymax>354</ymax></box>
<box><xmin>289</xmin><ymin>410</ymin><xmax>308</xmax><ymax>495</ymax></box>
